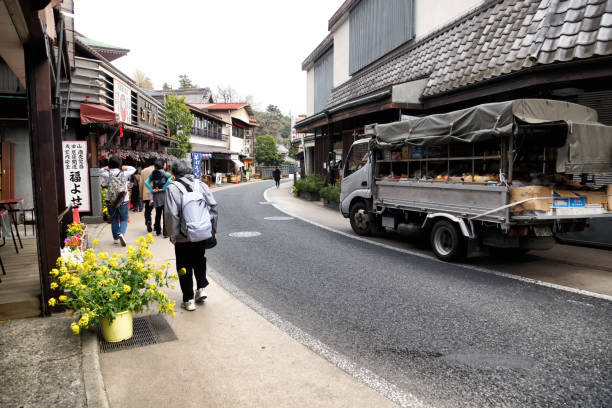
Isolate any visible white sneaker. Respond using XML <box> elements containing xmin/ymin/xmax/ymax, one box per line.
<box><xmin>181</xmin><ymin>299</ymin><xmax>196</xmax><ymax>311</ymax></box>
<box><xmin>118</xmin><ymin>234</ymin><xmax>126</xmax><ymax>247</ymax></box>
<box><xmin>195</xmin><ymin>288</ymin><xmax>207</xmax><ymax>303</ymax></box>
<box><xmin>113</xmin><ymin>239</ymin><xmax>119</xmax><ymax>245</ymax></box>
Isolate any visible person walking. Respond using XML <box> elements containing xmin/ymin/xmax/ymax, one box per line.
<box><xmin>99</xmin><ymin>156</ymin><xmax>136</xmax><ymax>246</ymax></box>
<box><xmin>165</xmin><ymin>160</ymin><xmax>218</xmax><ymax>311</ymax></box>
<box><xmin>140</xmin><ymin>156</ymin><xmax>156</xmax><ymax>232</ymax></box>
<box><xmin>144</xmin><ymin>160</ymin><xmax>171</xmax><ymax>237</ymax></box>
<box><xmin>272</xmin><ymin>167</ymin><xmax>281</xmax><ymax>188</ymax></box>
<box><xmin>130</xmin><ymin>170</ymin><xmax>143</xmax><ymax>212</ymax></box>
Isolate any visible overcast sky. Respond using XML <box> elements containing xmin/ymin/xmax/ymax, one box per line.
<box><xmin>75</xmin><ymin>0</ymin><xmax>344</xmax><ymax>117</ymax></box>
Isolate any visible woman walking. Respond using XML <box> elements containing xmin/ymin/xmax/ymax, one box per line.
<box><xmin>145</xmin><ymin>160</ymin><xmax>172</xmax><ymax>237</ymax></box>
<box><xmin>99</xmin><ymin>156</ymin><xmax>136</xmax><ymax>246</ymax></box>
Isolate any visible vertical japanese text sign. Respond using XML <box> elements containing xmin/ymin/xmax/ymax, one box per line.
<box><xmin>113</xmin><ymin>78</ymin><xmax>132</xmax><ymax>124</ymax></box>
<box><xmin>191</xmin><ymin>152</ymin><xmax>202</xmax><ymax>179</ymax></box>
<box><xmin>62</xmin><ymin>141</ymin><xmax>91</xmax><ymax>212</ymax></box>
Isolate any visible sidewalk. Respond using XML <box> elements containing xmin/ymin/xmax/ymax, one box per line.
<box><xmin>88</xmin><ymin>208</ymin><xmax>396</xmax><ymax>407</ymax></box>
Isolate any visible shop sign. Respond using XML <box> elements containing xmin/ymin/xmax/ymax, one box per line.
<box><xmin>113</xmin><ymin>78</ymin><xmax>132</xmax><ymax>124</ymax></box>
<box><xmin>62</xmin><ymin>141</ymin><xmax>91</xmax><ymax>212</ymax></box>
<box><xmin>191</xmin><ymin>152</ymin><xmax>202</xmax><ymax>179</ymax></box>
<box><xmin>137</xmin><ymin>96</ymin><xmax>158</xmax><ymax>131</ymax></box>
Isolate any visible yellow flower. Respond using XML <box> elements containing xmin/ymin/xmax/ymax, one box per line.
<box><xmin>48</xmin><ymin>298</ymin><xmax>56</xmax><ymax>307</ymax></box>
<box><xmin>50</xmin><ymin>268</ymin><xmax>59</xmax><ymax>277</ymax></box>
<box><xmin>171</xmin><ymin>274</ymin><xmax>178</xmax><ymax>281</ymax></box>
<box><xmin>113</xmin><ymin>292</ymin><xmax>121</xmax><ymax>299</ymax></box>
<box><xmin>78</xmin><ymin>314</ymin><xmax>89</xmax><ymax>327</ymax></box>
<box><xmin>93</xmin><ymin>238</ymin><xmax>100</xmax><ymax>246</ymax></box>
<box><xmin>145</xmin><ymin>233</ymin><xmax>154</xmax><ymax>243</ymax></box>
<box><xmin>123</xmin><ymin>284</ymin><xmax>131</xmax><ymax>293</ymax></box>
<box><xmin>59</xmin><ymin>295</ymin><xmax>68</xmax><ymax>302</ymax></box>
<box><xmin>59</xmin><ymin>266</ymin><xmax>68</xmax><ymax>274</ymax></box>
<box><xmin>71</xmin><ymin>322</ymin><xmax>80</xmax><ymax>335</ymax></box>
<box><xmin>179</xmin><ymin>267</ymin><xmax>187</xmax><ymax>275</ymax></box>
<box><xmin>149</xmin><ymin>283</ymin><xmax>156</xmax><ymax>290</ymax></box>
<box><xmin>50</xmin><ymin>282</ymin><xmax>58</xmax><ymax>290</ymax></box>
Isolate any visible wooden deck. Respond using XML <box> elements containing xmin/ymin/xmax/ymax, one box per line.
<box><xmin>0</xmin><ymin>235</ymin><xmax>41</xmax><ymax>319</ymax></box>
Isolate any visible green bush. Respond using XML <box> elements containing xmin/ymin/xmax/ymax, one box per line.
<box><xmin>295</xmin><ymin>174</ymin><xmax>326</xmax><ymax>194</ymax></box>
<box><xmin>327</xmin><ymin>184</ymin><xmax>341</xmax><ymax>203</ymax></box>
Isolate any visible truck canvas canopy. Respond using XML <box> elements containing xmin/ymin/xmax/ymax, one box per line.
<box><xmin>373</xmin><ymin>99</ymin><xmax>612</xmax><ymax>174</ymax></box>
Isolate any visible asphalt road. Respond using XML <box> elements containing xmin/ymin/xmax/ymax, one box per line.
<box><xmin>207</xmin><ymin>181</ymin><xmax>612</xmax><ymax>408</ymax></box>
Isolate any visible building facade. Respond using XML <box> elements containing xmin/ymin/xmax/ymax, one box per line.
<box><xmin>296</xmin><ymin>0</ymin><xmax>612</xmax><ymax>179</ymax></box>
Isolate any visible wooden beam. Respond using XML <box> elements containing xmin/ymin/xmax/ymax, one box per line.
<box><xmin>25</xmin><ymin>41</ymin><xmax>61</xmax><ymax>316</ymax></box>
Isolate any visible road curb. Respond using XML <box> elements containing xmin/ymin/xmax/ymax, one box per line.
<box><xmin>82</xmin><ymin>330</ymin><xmax>110</xmax><ymax>408</ymax></box>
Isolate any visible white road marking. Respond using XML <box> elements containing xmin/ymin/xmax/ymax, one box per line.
<box><xmin>228</xmin><ymin>231</ymin><xmax>261</xmax><ymax>238</ymax></box>
<box><xmin>207</xmin><ymin>267</ymin><xmax>427</xmax><ymax>408</ymax></box>
<box><xmin>263</xmin><ymin>187</ymin><xmax>612</xmax><ymax>303</ymax></box>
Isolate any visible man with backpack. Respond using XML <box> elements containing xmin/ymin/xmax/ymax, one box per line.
<box><xmin>144</xmin><ymin>160</ymin><xmax>172</xmax><ymax>237</ymax></box>
<box><xmin>165</xmin><ymin>160</ymin><xmax>218</xmax><ymax>311</ymax></box>
<box><xmin>99</xmin><ymin>156</ymin><xmax>136</xmax><ymax>246</ymax></box>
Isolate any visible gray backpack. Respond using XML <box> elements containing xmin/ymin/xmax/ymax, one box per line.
<box><xmin>107</xmin><ymin>170</ymin><xmax>127</xmax><ymax>208</ymax></box>
<box><xmin>175</xmin><ymin>178</ymin><xmax>212</xmax><ymax>242</ymax></box>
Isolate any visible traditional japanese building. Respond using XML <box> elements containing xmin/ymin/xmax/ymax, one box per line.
<box><xmin>295</xmin><ymin>0</ymin><xmax>612</xmax><ymax>183</ymax></box>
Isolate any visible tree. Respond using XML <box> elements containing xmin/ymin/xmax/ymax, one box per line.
<box><xmin>178</xmin><ymin>74</ymin><xmax>196</xmax><ymax>89</ymax></box>
<box><xmin>215</xmin><ymin>85</ymin><xmax>239</xmax><ymax>103</ymax></box>
<box><xmin>255</xmin><ymin>135</ymin><xmax>282</xmax><ymax>166</ymax></box>
<box><xmin>133</xmin><ymin>69</ymin><xmax>153</xmax><ymax>90</ymax></box>
<box><xmin>288</xmin><ymin>145</ymin><xmax>298</xmax><ymax>158</ymax></box>
<box><xmin>165</xmin><ymin>95</ymin><xmax>194</xmax><ymax>158</ymax></box>
<box><xmin>254</xmin><ymin>105</ymin><xmax>291</xmax><ymax>142</ymax></box>
<box><xmin>162</xmin><ymin>82</ymin><xmax>172</xmax><ymax>91</ymax></box>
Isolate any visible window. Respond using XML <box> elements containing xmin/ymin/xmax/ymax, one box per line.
<box><xmin>345</xmin><ymin>143</ymin><xmax>369</xmax><ymax>177</ymax></box>
<box><xmin>349</xmin><ymin>0</ymin><xmax>414</xmax><ymax>74</ymax></box>
<box><xmin>314</xmin><ymin>46</ymin><xmax>334</xmax><ymax>113</ymax></box>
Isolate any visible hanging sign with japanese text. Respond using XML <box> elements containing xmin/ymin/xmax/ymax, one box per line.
<box><xmin>113</xmin><ymin>78</ymin><xmax>132</xmax><ymax>124</ymax></box>
<box><xmin>62</xmin><ymin>141</ymin><xmax>91</xmax><ymax>212</ymax></box>
<box><xmin>191</xmin><ymin>152</ymin><xmax>202</xmax><ymax>179</ymax></box>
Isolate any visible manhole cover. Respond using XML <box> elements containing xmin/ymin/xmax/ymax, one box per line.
<box><xmin>442</xmin><ymin>353</ymin><xmax>535</xmax><ymax>370</ymax></box>
<box><xmin>259</xmin><ymin>201</ymin><xmax>275</xmax><ymax>205</ymax></box>
<box><xmin>229</xmin><ymin>231</ymin><xmax>262</xmax><ymax>238</ymax></box>
<box><xmin>264</xmin><ymin>216</ymin><xmax>294</xmax><ymax>221</ymax></box>
<box><xmin>99</xmin><ymin>314</ymin><xmax>177</xmax><ymax>353</ymax></box>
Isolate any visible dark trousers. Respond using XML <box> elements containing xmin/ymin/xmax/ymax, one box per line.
<box><xmin>144</xmin><ymin>201</ymin><xmax>154</xmax><ymax>227</ymax></box>
<box><xmin>175</xmin><ymin>241</ymin><xmax>208</xmax><ymax>302</ymax></box>
<box><xmin>274</xmin><ymin>178</ymin><xmax>280</xmax><ymax>187</ymax></box>
<box><xmin>154</xmin><ymin>205</ymin><xmax>166</xmax><ymax>236</ymax></box>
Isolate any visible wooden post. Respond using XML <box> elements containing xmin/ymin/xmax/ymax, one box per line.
<box><xmin>25</xmin><ymin>42</ymin><xmax>62</xmax><ymax>316</ymax></box>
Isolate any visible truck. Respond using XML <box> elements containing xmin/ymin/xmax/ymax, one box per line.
<box><xmin>340</xmin><ymin>99</ymin><xmax>612</xmax><ymax>261</ymax></box>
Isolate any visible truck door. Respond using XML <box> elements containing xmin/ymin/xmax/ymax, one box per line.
<box><xmin>340</xmin><ymin>141</ymin><xmax>370</xmax><ymax>205</ymax></box>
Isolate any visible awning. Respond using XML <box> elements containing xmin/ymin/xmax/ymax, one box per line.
<box><xmin>191</xmin><ymin>143</ymin><xmax>239</xmax><ymax>155</ymax></box>
<box><xmin>232</xmin><ymin>118</ymin><xmax>250</xmax><ymax>129</ymax></box>
<box><xmin>232</xmin><ymin>159</ymin><xmax>244</xmax><ymax>168</ymax></box>
<box><xmin>80</xmin><ymin>103</ymin><xmax>117</xmax><ymax>125</ymax></box>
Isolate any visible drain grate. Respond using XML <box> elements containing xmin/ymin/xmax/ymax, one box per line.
<box><xmin>99</xmin><ymin>314</ymin><xmax>177</xmax><ymax>353</ymax></box>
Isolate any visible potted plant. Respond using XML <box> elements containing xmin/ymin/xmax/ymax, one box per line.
<box><xmin>65</xmin><ymin>221</ymin><xmax>87</xmax><ymax>251</ymax></box>
<box><xmin>48</xmin><ymin>234</ymin><xmax>177</xmax><ymax>342</ymax></box>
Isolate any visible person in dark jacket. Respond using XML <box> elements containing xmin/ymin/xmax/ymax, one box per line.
<box><xmin>145</xmin><ymin>160</ymin><xmax>171</xmax><ymax>237</ymax></box>
<box><xmin>272</xmin><ymin>167</ymin><xmax>281</xmax><ymax>188</ymax></box>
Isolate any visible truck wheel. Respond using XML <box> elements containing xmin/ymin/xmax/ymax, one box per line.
<box><xmin>349</xmin><ymin>202</ymin><xmax>371</xmax><ymax>236</ymax></box>
<box><xmin>430</xmin><ymin>220</ymin><xmax>466</xmax><ymax>261</ymax></box>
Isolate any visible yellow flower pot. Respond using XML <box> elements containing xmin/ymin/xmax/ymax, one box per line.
<box><xmin>101</xmin><ymin>310</ymin><xmax>133</xmax><ymax>342</ymax></box>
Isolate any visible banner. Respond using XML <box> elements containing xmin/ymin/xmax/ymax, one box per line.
<box><xmin>62</xmin><ymin>141</ymin><xmax>91</xmax><ymax>212</ymax></box>
<box><xmin>191</xmin><ymin>152</ymin><xmax>202</xmax><ymax>179</ymax></box>
<box><xmin>113</xmin><ymin>78</ymin><xmax>131</xmax><ymax>124</ymax></box>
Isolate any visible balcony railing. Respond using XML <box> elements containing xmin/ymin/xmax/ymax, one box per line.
<box><xmin>191</xmin><ymin>128</ymin><xmax>226</xmax><ymax>141</ymax></box>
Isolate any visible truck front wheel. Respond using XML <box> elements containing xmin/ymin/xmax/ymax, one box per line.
<box><xmin>430</xmin><ymin>220</ymin><xmax>466</xmax><ymax>261</ymax></box>
<box><xmin>349</xmin><ymin>202</ymin><xmax>372</xmax><ymax>236</ymax></box>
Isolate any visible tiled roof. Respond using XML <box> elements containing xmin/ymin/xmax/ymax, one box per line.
<box><xmin>193</xmin><ymin>103</ymin><xmax>249</xmax><ymax>110</ymax></box>
<box><xmin>326</xmin><ymin>0</ymin><xmax>612</xmax><ymax>109</ymax></box>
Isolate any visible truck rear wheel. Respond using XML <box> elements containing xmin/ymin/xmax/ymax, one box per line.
<box><xmin>430</xmin><ymin>220</ymin><xmax>466</xmax><ymax>261</ymax></box>
<box><xmin>349</xmin><ymin>201</ymin><xmax>372</xmax><ymax>236</ymax></box>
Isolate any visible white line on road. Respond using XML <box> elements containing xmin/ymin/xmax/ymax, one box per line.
<box><xmin>207</xmin><ymin>266</ymin><xmax>427</xmax><ymax>408</ymax></box>
<box><xmin>263</xmin><ymin>187</ymin><xmax>612</xmax><ymax>303</ymax></box>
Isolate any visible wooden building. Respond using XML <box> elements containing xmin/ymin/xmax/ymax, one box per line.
<box><xmin>295</xmin><ymin>0</ymin><xmax>612</xmax><ymax>182</ymax></box>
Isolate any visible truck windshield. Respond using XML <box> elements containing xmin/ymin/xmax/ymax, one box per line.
<box><xmin>345</xmin><ymin>143</ymin><xmax>369</xmax><ymax>177</ymax></box>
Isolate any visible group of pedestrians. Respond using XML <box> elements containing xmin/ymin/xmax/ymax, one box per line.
<box><xmin>100</xmin><ymin>155</ymin><xmax>218</xmax><ymax>311</ymax></box>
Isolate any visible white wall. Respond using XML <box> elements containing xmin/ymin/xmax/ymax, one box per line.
<box><xmin>190</xmin><ymin>135</ymin><xmax>225</xmax><ymax>148</ymax></box>
<box><xmin>306</xmin><ymin>68</ymin><xmax>315</xmax><ymax>116</ymax></box>
<box><xmin>414</xmin><ymin>0</ymin><xmax>484</xmax><ymax>39</ymax></box>
<box><xmin>333</xmin><ymin>17</ymin><xmax>350</xmax><ymax>87</ymax></box>
<box><xmin>229</xmin><ymin>136</ymin><xmax>244</xmax><ymax>154</ymax></box>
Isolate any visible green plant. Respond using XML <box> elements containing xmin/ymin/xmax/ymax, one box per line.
<box><xmin>291</xmin><ymin>185</ymin><xmax>298</xmax><ymax>196</ymax></box>
<box><xmin>327</xmin><ymin>184</ymin><xmax>341</xmax><ymax>204</ymax></box>
<box><xmin>319</xmin><ymin>186</ymin><xmax>331</xmax><ymax>200</ymax></box>
<box><xmin>48</xmin><ymin>234</ymin><xmax>177</xmax><ymax>334</ymax></box>
<box><xmin>295</xmin><ymin>174</ymin><xmax>326</xmax><ymax>194</ymax></box>
<box><xmin>100</xmin><ymin>188</ymin><xmax>108</xmax><ymax>217</ymax></box>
